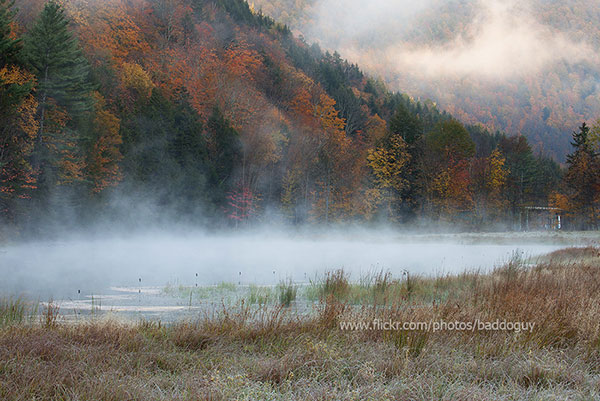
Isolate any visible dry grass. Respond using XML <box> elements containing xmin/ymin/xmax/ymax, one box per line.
<box><xmin>2</xmin><ymin>247</ymin><xmax>600</xmax><ymax>400</ymax></box>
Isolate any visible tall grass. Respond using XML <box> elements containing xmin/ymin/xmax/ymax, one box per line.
<box><xmin>0</xmin><ymin>297</ymin><xmax>27</xmax><ymax>327</ymax></box>
<box><xmin>304</xmin><ymin>269</ymin><xmax>456</xmax><ymax>305</ymax></box>
<box><xmin>42</xmin><ymin>301</ymin><xmax>59</xmax><ymax>328</ymax></box>
<box><xmin>0</xmin><ymin>297</ymin><xmax>37</xmax><ymax>327</ymax></box>
<box><xmin>277</xmin><ymin>279</ymin><xmax>297</xmax><ymax>307</ymax></box>
<box><xmin>248</xmin><ymin>284</ymin><xmax>272</xmax><ymax>306</ymax></box>
<box><xmin>306</xmin><ymin>269</ymin><xmax>351</xmax><ymax>302</ymax></box>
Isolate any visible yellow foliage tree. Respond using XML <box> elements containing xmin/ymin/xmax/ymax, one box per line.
<box><xmin>485</xmin><ymin>148</ymin><xmax>509</xmax><ymax>215</ymax></box>
<box><xmin>309</xmin><ymin>93</ymin><xmax>353</xmax><ymax>222</ymax></box>
<box><xmin>120</xmin><ymin>62</ymin><xmax>154</xmax><ymax>100</ymax></box>
<box><xmin>366</xmin><ymin>135</ymin><xmax>411</xmax><ymax>215</ymax></box>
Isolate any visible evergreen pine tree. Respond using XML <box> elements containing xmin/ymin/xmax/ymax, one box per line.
<box><xmin>565</xmin><ymin>122</ymin><xmax>599</xmax><ymax>229</ymax></box>
<box><xmin>498</xmin><ymin>135</ymin><xmax>537</xmax><ymax>217</ymax></box>
<box><xmin>0</xmin><ymin>0</ymin><xmax>38</xmax><ymax>220</ymax></box>
<box><xmin>387</xmin><ymin>104</ymin><xmax>425</xmax><ymax>219</ymax></box>
<box><xmin>24</xmin><ymin>0</ymin><xmax>92</xmax><ymax>141</ymax></box>
<box><xmin>567</xmin><ymin>122</ymin><xmax>594</xmax><ymax>163</ymax></box>
<box><xmin>0</xmin><ymin>0</ymin><xmax>20</xmax><ymax>67</ymax></box>
<box><xmin>20</xmin><ymin>1</ymin><xmax>93</xmax><ymax>216</ymax></box>
<box><xmin>389</xmin><ymin>104</ymin><xmax>423</xmax><ymax>146</ymax></box>
<box><xmin>207</xmin><ymin>107</ymin><xmax>242</xmax><ymax>190</ymax></box>
<box><xmin>0</xmin><ymin>0</ymin><xmax>30</xmax><ymax>117</ymax></box>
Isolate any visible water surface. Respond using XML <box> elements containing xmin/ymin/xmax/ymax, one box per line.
<box><xmin>0</xmin><ymin>230</ymin><xmax>580</xmax><ymax>299</ymax></box>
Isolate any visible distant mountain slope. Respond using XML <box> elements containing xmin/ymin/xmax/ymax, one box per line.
<box><xmin>1</xmin><ymin>0</ymin><xmax>561</xmax><ymax>229</ymax></box>
<box><xmin>252</xmin><ymin>0</ymin><xmax>600</xmax><ymax>160</ymax></box>
<box><xmin>6</xmin><ymin>0</ymin><xmax>453</xmax><ymax>222</ymax></box>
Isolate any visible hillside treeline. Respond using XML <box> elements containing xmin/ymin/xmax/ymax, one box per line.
<box><xmin>2</xmin><ymin>0</ymin><xmax>591</xmax><ymax>232</ymax></box>
<box><xmin>252</xmin><ymin>0</ymin><xmax>600</xmax><ymax>160</ymax></box>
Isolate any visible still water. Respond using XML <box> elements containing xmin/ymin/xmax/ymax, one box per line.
<box><xmin>0</xmin><ymin>230</ymin><xmax>579</xmax><ymax>299</ymax></box>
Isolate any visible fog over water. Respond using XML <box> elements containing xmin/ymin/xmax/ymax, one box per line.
<box><xmin>0</xmin><ymin>229</ymin><xmax>575</xmax><ymax>299</ymax></box>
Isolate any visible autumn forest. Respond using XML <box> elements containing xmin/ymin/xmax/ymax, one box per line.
<box><xmin>1</xmin><ymin>0</ymin><xmax>598</xmax><ymax>233</ymax></box>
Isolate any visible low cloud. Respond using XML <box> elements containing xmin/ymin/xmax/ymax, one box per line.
<box><xmin>393</xmin><ymin>1</ymin><xmax>595</xmax><ymax>79</ymax></box>
<box><xmin>308</xmin><ymin>0</ymin><xmax>431</xmax><ymax>47</ymax></box>
<box><xmin>307</xmin><ymin>0</ymin><xmax>596</xmax><ymax>80</ymax></box>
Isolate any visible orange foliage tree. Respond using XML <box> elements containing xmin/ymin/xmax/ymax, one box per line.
<box><xmin>431</xmin><ymin>159</ymin><xmax>473</xmax><ymax>219</ymax></box>
<box><xmin>86</xmin><ymin>93</ymin><xmax>123</xmax><ymax>193</ymax></box>
<box><xmin>0</xmin><ymin>66</ymin><xmax>39</xmax><ymax>215</ymax></box>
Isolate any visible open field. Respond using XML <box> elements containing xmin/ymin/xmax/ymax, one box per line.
<box><xmin>2</xmin><ymin>247</ymin><xmax>600</xmax><ymax>400</ymax></box>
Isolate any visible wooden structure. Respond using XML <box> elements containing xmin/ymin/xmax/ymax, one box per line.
<box><xmin>520</xmin><ymin>206</ymin><xmax>562</xmax><ymax>231</ymax></box>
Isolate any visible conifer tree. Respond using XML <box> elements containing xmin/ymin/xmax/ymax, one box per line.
<box><xmin>0</xmin><ymin>0</ymin><xmax>38</xmax><ymax>219</ymax></box>
<box><xmin>24</xmin><ymin>0</ymin><xmax>92</xmax><ymax>142</ymax></box>
<box><xmin>565</xmin><ymin>122</ymin><xmax>599</xmax><ymax>228</ymax></box>
<box><xmin>498</xmin><ymin>135</ymin><xmax>537</xmax><ymax>217</ymax></box>
<box><xmin>207</xmin><ymin>107</ymin><xmax>242</xmax><ymax>189</ymax></box>
<box><xmin>388</xmin><ymin>104</ymin><xmax>425</xmax><ymax>218</ymax></box>
<box><xmin>21</xmin><ymin>0</ymin><xmax>94</xmax><ymax>206</ymax></box>
<box><xmin>0</xmin><ymin>0</ymin><xmax>29</xmax><ymax>114</ymax></box>
<box><xmin>0</xmin><ymin>0</ymin><xmax>20</xmax><ymax>67</ymax></box>
<box><xmin>389</xmin><ymin>104</ymin><xmax>423</xmax><ymax>146</ymax></box>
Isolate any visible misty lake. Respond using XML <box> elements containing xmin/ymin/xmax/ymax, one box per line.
<box><xmin>2</xmin><ymin>230</ymin><xmax>595</xmax><ymax>300</ymax></box>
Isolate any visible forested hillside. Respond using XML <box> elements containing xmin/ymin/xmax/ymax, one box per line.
<box><xmin>1</xmin><ymin>0</ymin><xmax>586</xmax><ymax>232</ymax></box>
<box><xmin>252</xmin><ymin>0</ymin><xmax>600</xmax><ymax>160</ymax></box>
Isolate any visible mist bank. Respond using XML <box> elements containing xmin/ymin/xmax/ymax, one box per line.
<box><xmin>0</xmin><ymin>202</ymin><xmax>556</xmax><ymax>243</ymax></box>
<box><xmin>307</xmin><ymin>0</ymin><xmax>596</xmax><ymax>79</ymax></box>
<box><xmin>0</xmin><ymin>227</ymin><xmax>580</xmax><ymax>299</ymax></box>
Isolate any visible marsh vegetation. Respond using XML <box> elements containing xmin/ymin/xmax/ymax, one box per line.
<box><xmin>2</xmin><ymin>247</ymin><xmax>600</xmax><ymax>400</ymax></box>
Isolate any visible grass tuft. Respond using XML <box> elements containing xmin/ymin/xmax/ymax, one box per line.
<box><xmin>0</xmin><ymin>297</ymin><xmax>28</xmax><ymax>327</ymax></box>
<box><xmin>277</xmin><ymin>279</ymin><xmax>297</xmax><ymax>307</ymax></box>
